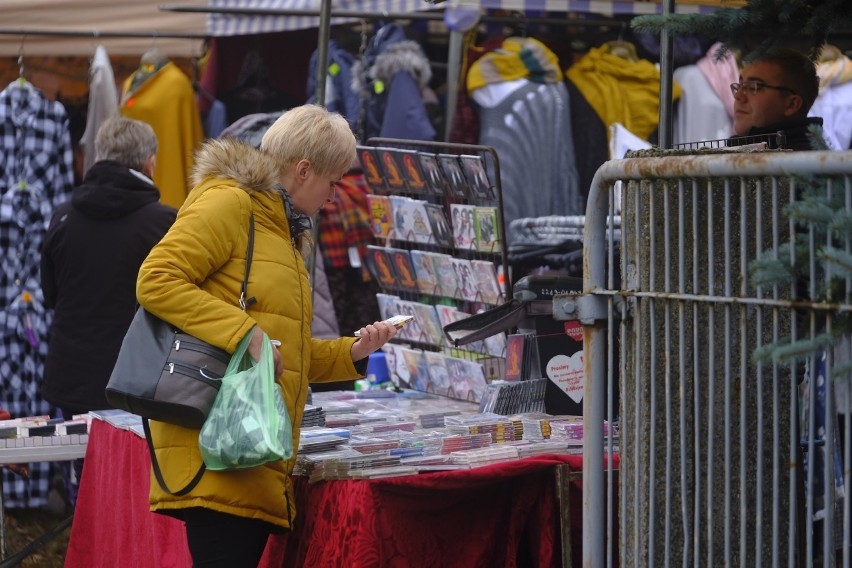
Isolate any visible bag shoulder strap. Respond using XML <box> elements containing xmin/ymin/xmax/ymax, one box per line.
<box><xmin>239</xmin><ymin>214</ymin><xmax>256</xmax><ymax>311</ymax></box>
<box><xmin>143</xmin><ymin>418</ymin><xmax>206</xmax><ymax>496</ymax></box>
<box><xmin>142</xmin><ymin>215</ymin><xmax>256</xmax><ymax>496</ymax></box>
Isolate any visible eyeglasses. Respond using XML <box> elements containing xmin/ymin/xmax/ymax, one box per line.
<box><xmin>730</xmin><ymin>80</ymin><xmax>797</xmax><ymax>96</ymax></box>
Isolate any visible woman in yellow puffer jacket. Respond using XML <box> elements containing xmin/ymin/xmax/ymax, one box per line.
<box><xmin>136</xmin><ymin>104</ymin><xmax>397</xmax><ymax>567</ymax></box>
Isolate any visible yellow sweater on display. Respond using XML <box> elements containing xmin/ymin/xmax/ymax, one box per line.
<box><xmin>566</xmin><ymin>45</ymin><xmax>682</xmax><ymax>141</ymax></box>
<box><xmin>121</xmin><ymin>62</ymin><xmax>203</xmax><ymax>209</ymax></box>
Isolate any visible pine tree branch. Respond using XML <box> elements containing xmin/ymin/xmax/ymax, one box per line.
<box><xmin>631</xmin><ymin>0</ymin><xmax>852</xmax><ymax>57</ymax></box>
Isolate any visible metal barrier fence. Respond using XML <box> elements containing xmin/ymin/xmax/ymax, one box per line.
<box><xmin>553</xmin><ymin>150</ymin><xmax>852</xmax><ymax>568</ymax></box>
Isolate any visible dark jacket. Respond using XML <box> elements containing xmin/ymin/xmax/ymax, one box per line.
<box><xmin>307</xmin><ymin>40</ymin><xmax>359</xmax><ymax>132</ymax></box>
<box><xmin>40</xmin><ymin>160</ymin><xmax>176</xmax><ymax>411</ymax></box>
<box><xmin>351</xmin><ymin>24</ymin><xmax>436</xmax><ymax>142</ymax></box>
<box><xmin>727</xmin><ymin>116</ymin><xmax>826</xmax><ymax>151</ymax></box>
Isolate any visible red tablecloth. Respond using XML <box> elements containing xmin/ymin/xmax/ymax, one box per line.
<box><xmin>66</xmin><ymin>420</ymin><xmax>585</xmax><ymax>567</ymax></box>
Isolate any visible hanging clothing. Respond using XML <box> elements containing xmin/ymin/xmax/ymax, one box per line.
<box><xmin>466</xmin><ymin>36</ymin><xmax>562</xmax><ymax>92</ymax></box>
<box><xmin>0</xmin><ymin>78</ymin><xmax>75</xmax><ymax>508</ymax></box>
<box><xmin>468</xmin><ymin>38</ymin><xmax>582</xmax><ymax>238</ymax></box>
<box><xmin>473</xmin><ymin>80</ymin><xmax>583</xmax><ymax>237</ymax></box>
<box><xmin>448</xmin><ymin>35</ymin><xmax>504</xmax><ymax>145</ymax></box>
<box><xmin>219</xmin><ymin>111</ymin><xmax>283</xmax><ymax>149</ymax></box>
<box><xmin>811</xmin><ymin>55</ymin><xmax>852</xmax><ymax>151</ymax></box>
<box><xmin>565</xmin><ymin>79</ymin><xmax>609</xmax><ymax>204</ymax></box>
<box><xmin>672</xmin><ymin>43</ymin><xmax>737</xmax><ymax>145</ymax></box>
<box><xmin>196</xmin><ymin>79</ymin><xmax>228</xmax><ymax>139</ymax></box>
<box><xmin>203</xmin><ymin>99</ymin><xmax>229</xmax><ymax>139</ymax></box>
<box><xmin>307</xmin><ymin>40</ymin><xmax>360</xmax><ymax>132</ymax></box>
<box><xmin>566</xmin><ymin>44</ymin><xmax>682</xmax><ymax>141</ymax></box>
<box><xmin>80</xmin><ymin>45</ymin><xmax>118</xmax><ymax>174</ymax></box>
<box><xmin>121</xmin><ymin>61</ymin><xmax>203</xmax><ymax>209</ymax></box>
<box><xmin>318</xmin><ymin>173</ymin><xmax>381</xmax><ymax>346</ymax></box>
<box><xmin>309</xmin><ymin>247</ymin><xmax>340</xmax><ymax>340</ymax></box>
<box><xmin>352</xmin><ymin>24</ymin><xmax>435</xmax><ymax>142</ymax></box>
<box><xmin>197</xmin><ymin>33</ymin><xmax>313</xmax><ymax>127</ymax></box>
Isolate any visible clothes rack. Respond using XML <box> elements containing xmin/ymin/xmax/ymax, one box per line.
<box><xmin>0</xmin><ymin>28</ymin><xmax>207</xmax><ymax>39</ymax></box>
<box><xmin>161</xmin><ymin>2</ymin><xmax>630</xmax><ymax>141</ymax></box>
<box><xmin>161</xmin><ymin>4</ymin><xmax>625</xmax><ymax>28</ymax></box>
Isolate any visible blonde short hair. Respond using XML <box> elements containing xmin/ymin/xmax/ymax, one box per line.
<box><xmin>260</xmin><ymin>104</ymin><xmax>356</xmax><ymax>177</ymax></box>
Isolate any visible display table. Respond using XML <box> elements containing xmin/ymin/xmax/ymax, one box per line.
<box><xmin>0</xmin><ymin>434</ymin><xmax>87</xmax><ymax>561</ymax></box>
<box><xmin>66</xmin><ymin>419</ymin><xmax>586</xmax><ymax>567</ymax></box>
<box><xmin>0</xmin><ymin>435</ymin><xmax>87</xmax><ymax>465</ymax></box>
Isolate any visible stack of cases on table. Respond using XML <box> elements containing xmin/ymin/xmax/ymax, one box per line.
<box><xmin>300</xmin><ymin>404</ymin><xmax>326</xmax><ymax>428</ymax></box>
<box><xmin>0</xmin><ymin>414</ymin><xmax>91</xmax><ymax>448</ymax></box>
<box><xmin>293</xmin><ymin>391</ymin><xmax>592</xmax><ymax>480</ymax></box>
<box><xmin>477</xmin><ymin>377</ymin><xmax>549</xmax><ymax>415</ymax></box>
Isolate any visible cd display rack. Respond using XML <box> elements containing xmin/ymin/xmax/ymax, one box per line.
<box><xmin>359</xmin><ymin>138</ymin><xmax>510</xmax><ymax>404</ymax></box>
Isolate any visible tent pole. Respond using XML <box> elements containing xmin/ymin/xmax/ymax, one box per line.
<box><xmin>444</xmin><ymin>30</ymin><xmax>463</xmax><ymax>141</ymax></box>
<box><xmin>658</xmin><ymin>0</ymin><xmax>675</xmax><ymax>149</ymax></box>
<box><xmin>307</xmin><ymin>0</ymin><xmax>334</xmax><ymax>290</ymax></box>
<box><xmin>315</xmin><ymin>0</ymin><xmax>332</xmax><ymax>107</ymax></box>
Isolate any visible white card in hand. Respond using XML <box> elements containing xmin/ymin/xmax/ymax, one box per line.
<box><xmin>354</xmin><ymin>314</ymin><xmax>414</xmax><ymax>336</ymax></box>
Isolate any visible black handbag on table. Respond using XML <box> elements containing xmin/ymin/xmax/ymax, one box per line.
<box><xmin>104</xmin><ymin>215</ymin><xmax>256</xmax><ymax>495</ymax></box>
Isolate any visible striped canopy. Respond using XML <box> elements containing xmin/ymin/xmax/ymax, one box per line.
<box><xmin>205</xmin><ymin>0</ymin><xmax>726</xmax><ymax>36</ymax></box>
<box><xmin>206</xmin><ymin>0</ymin><xmax>441</xmax><ymax>36</ymax></box>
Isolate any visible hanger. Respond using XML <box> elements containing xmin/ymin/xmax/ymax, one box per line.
<box><xmin>513</xmin><ymin>12</ymin><xmax>528</xmax><ymax>38</ymax></box>
<box><xmin>190</xmin><ymin>55</ymin><xmax>216</xmax><ymax>104</ymax></box>
<box><xmin>819</xmin><ymin>44</ymin><xmax>842</xmax><ymax>63</ymax></box>
<box><xmin>141</xmin><ymin>47</ymin><xmax>168</xmax><ymax>70</ymax></box>
<box><xmin>605</xmin><ymin>39</ymin><xmax>638</xmax><ymax>62</ymax></box>
<box><xmin>604</xmin><ymin>23</ymin><xmax>638</xmax><ymax>62</ymax></box>
<box><xmin>16</xmin><ymin>34</ymin><xmax>27</xmax><ymax>86</ymax></box>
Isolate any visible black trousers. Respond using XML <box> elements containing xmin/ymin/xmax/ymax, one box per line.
<box><xmin>183</xmin><ymin>507</ymin><xmax>276</xmax><ymax>568</ymax></box>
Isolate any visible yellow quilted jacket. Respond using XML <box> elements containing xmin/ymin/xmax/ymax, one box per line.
<box><xmin>136</xmin><ymin>138</ymin><xmax>360</xmax><ymax>530</ymax></box>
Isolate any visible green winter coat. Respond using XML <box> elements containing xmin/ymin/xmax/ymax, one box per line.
<box><xmin>136</xmin><ymin>138</ymin><xmax>360</xmax><ymax>529</ymax></box>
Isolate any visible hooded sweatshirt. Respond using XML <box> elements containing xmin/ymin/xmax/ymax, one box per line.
<box><xmin>40</xmin><ymin>160</ymin><xmax>176</xmax><ymax>410</ymax></box>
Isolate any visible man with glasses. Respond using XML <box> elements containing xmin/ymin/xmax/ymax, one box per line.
<box><xmin>729</xmin><ymin>47</ymin><xmax>824</xmax><ymax>150</ymax></box>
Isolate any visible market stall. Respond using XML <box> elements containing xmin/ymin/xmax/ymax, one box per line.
<box><xmin>66</xmin><ymin>407</ymin><xmax>592</xmax><ymax>567</ymax></box>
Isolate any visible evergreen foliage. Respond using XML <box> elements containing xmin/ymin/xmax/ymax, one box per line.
<box><xmin>749</xmin><ymin>174</ymin><xmax>852</xmax><ymax>374</ymax></box>
<box><xmin>631</xmin><ymin>0</ymin><xmax>852</xmax><ymax>58</ymax></box>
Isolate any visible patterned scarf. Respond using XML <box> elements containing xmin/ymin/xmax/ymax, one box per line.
<box><xmin>276</xmin><ymin>184</ymin><xmax>313</xmax><ymax>245</ymax></box>
<box><xmin>467</xmin><ymin>37</ymin><xmax>563</xmax><ymax>94</ymax></box>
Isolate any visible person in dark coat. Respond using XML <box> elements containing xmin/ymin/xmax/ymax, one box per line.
<box><xmin>40</xmin><ymin>117</ymin><xmax>176</xmax><ymax>422</ymax></box>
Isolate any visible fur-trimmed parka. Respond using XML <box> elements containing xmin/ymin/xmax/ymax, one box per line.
<box><xmin>137</xmin><ymin>138</ymin><xmax>361</xmax><ymax>529</ymax></box>
<box><xmin>351</xmin><ymin>24</ymin><xmax>436</xmax><ymax>141</ymax></box>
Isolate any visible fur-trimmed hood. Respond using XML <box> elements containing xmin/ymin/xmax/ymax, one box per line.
<box><xmin>190</xmin><ymin>137</ymin><xmax>280</xmax><ymax>193</ymax></box>
<box><xmin>351</xmin><ymin>40</ymin><xmax>433</xmax><ymax>95</ymax></box>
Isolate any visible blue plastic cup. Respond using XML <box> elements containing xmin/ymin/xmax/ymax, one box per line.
<box><xmin>366</xmin><ymin>351</ymin><xmax>390</xmax><ymax>384</ymax></box>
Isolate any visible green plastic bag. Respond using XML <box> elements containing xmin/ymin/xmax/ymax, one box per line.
<box><xmin>199</xmin><ymin>330</ymin><xmax>293</xmax><ymax>470</ymax></box>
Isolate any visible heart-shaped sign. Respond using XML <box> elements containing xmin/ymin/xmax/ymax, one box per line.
<box><xmin>545</xmin><ymin>352</ymin><xmax>584</xmax><ymax>403</ymax></box>
<box><xmin>564</xmin><ymin>321</ymin><xmax>583</xmax><ymax>342</ymax></box>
